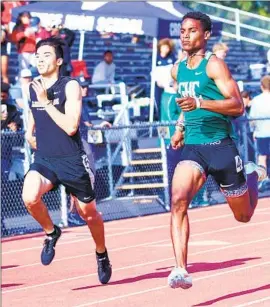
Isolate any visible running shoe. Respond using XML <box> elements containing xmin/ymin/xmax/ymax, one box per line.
<box><xmin>244</xmin><ymin>161</ymin><xmax>267</xmax><ymax>182</ymax></box>
<box><xmin>96</xmin><ymin>250</ymin><xmax>112</xmax><ymax>284</ymax></box>
<box><xmin>168</xmin><ymin>267</ymin><xmax>192</xmax><ymax>289</ymax></box>
<box><xmin>41</xmin><ymin>225</ymin><xmax>62</xmax><ymax>266</ymax></box>
<box><xmin>258</xmin><ymin>178</ymin><xmax>270</xmax><ymax>192</ymax></box>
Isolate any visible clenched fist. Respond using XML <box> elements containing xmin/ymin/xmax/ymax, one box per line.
<box><xmin>171</xmin><ymin>130</ymin><xmax>184</xmax><ymax>150</ymax></box>
<box><xmin>176</xmin><ymin>96</ymin><xmax>197</xmax><ymax>112</ymax></box>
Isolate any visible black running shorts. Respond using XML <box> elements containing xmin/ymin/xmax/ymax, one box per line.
<box><xmin>29</xmin><ymin>151</ymin><xmax>95</xmax><ymax>203</ymax></box>
<box><xmin>178</xmin><ymin>137</ymin><xmax>247</xmax><ymax>197</ymax></box>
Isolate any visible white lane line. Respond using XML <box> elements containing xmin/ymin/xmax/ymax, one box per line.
<box><xmin>152</xmin><ymin>240</ymin><xmax>231</xmax><ymax>248</ymax></box>
<box><xmin>3</xmin><ymin>208</ymin><xmax>269</xmax><ymax>255</ymax></box>
<box><xmin>3</xmin><ymin>220</ymin><xmax>269</xmax><ymax>271</ymax></box>
<box><xmin>74</xmin><ymin>262</ymin><xmax>270</xmax><ymax>307</ymax></box>
<box><xmin>233</xmin><ymin>296</ymin><xmax>270</xmax><ymax>307</ymax></box>
<box><xmin>2</xmin><ymin>237</ymin><xmax>270</xmax><ymax>294</ymax></box>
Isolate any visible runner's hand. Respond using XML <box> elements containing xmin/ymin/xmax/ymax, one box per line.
<box><xmin>176</xmin><ymin>97</ymin><xmax>196</xmax><ymax>112</ymax></box>
<box><xmin>31</xmin><ymin>79</ymin><xmax>48</xmax><ymax>104</ymax></box>
<box><xmin>99</xmin><ymin>121</ymin><xmax>112</xmax><ymax>128</ymax></box>
<box><xmin>26</xmin><ymin>134</ymin><xmax>37</xmax><ymax>149</ymax></box>
<box><xmin>171</xmin><ymin>130</ymin><xmax>184</xmax><ymax>149</ymax></box>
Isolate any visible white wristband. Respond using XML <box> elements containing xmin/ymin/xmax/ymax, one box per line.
<box><xmin>195</xmin><ymin>97</ymin><xmax>201</xmax><ymax>109</ymax></box>
<box><xmin>175</xmin><ymin>120</ymin><xmax>185</xmax><ymax>132</ymax></box>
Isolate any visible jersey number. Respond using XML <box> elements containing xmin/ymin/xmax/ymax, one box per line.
<box><xmin>235</xmin><ymin>155</ymin><xmax>243</xmax><ymax>173</ymax></box>
<box><xmin>82</xmin><ymin>154</ymin><xmax>95</xmax><ymax>187</ymax></box>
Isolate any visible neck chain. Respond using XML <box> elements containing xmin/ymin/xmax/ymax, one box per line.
<box><xmin>186</xmin><ymin>52</ymin><xmax>206</xmax><ymax>68</ymax></box>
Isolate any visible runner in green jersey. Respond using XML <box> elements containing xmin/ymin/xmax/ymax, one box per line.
<box><xmin>167</xmin><ymin>12</ymin><xmax>266</xmax><ymax>290</ymax></box>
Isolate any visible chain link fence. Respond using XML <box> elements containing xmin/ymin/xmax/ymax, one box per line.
<box><xmin>1</xmin><ymin>120</ymin><xmax>270</xmax><ymax>237</ymax></box>
<box><xmin>1</xmin><ymin>131</ymin><xmax>62</xmax><ymax>236</ymax></box>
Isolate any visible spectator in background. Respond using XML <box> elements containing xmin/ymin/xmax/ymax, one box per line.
<box><xmin>154</xmin><ymin>38</ymin><xmax>176</xmax><ymax>120</ymax></box>
<box><xmin>249</xmin><ymin>75</ymin><xmax>270</xmax><ymax>179</ymax></box>
<box><xmin>1</xmin><ymin>82</ymin><xmax>24</xmax><ymax>181</ymax></box>
<box><xmin>51</xmin><ymin>22</ymin><xmax>75</xmax><ymax>76</ymax></box>
<box><xmin>11</xmin><ymin>11</ymin><xmax>36</xmax><ymax>71</ymax></box>
<box><xmin>212</xmin><ymin>42</ymin><xmax>229</xmax><ymax>60</ymax></box>
<box><xmin>10</xmin><ymin>68</ymin><xmax>33</xmax><ymax>110</ymax></box>
<box><xmin>241</xmin><ymin>90</ymin><xmax>252</xmax><ymax>115</ymax></box>
<box><xmin>1</xmin><ymin>82</ymin><xmax>23</xmax><ymax>132</ymax></box>
<box><xmin>1</xmin><ymin>1</ymin><xmax>28</xmax><ymax>25</ymax></box>
<box><xmin>79</xmin><ymin>77</ymin><xmax>91</xmax><ymax>102</ymax></box>
<box><xmin>30</xmin><ymin>16</ymin><xmax>51</xmax><ymax>43</ymax></box>
<box><xmin>92</xmin><ymin>50</ymin><xmax>116</xmax><ymax>84</ymax></box>
<box><xmin>12</xmin><ymin>13</ymin><xmax>51</xmax><ymax>73</ymax></box>
<box><xmin>232</xmin><ymin>90</ymin><xmax>255</xmax><ymax>162</ymax></box>
<box><xmin>1</xmin><ymin>3</ymin><xmax>10</xmax><ymax>83</ymax></box>
<box><xmin>266</xmin><ymin>49</ymin><xmax>270</xmax><ymax>74</ymax></box>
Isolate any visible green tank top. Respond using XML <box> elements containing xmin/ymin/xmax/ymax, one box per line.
<box><xmin>177</xmin><ymin>52</ymin><xmax>234</xmax><ymax>144</ymax></box>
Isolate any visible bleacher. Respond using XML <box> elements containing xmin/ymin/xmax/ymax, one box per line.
<box><xmin>207</xmin><ymin>36</ymin><xmax>267</xmax><ymax>81</ymax></box>
<box><xmin>72</xmin><ymin>31</ymin><xmax>153</xmax><ymax>91</ymax></box>
<box><xmin>8</xmin><ymin>29</ymin><xmax>268</xmax><ymax>95</ymax></box>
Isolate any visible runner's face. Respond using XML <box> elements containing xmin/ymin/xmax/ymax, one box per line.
<box><xmin>180</xmin><ymin>18</ymin><xmax>209</xmax><ymax>53</ymax></box>
<box><xmin>35</xmin><ymin>45</ymin><xmax>62</xmax><ymax>76</ymax></box>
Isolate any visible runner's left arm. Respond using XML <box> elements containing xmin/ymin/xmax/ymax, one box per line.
<box><xmin>201</xmin><ymin>57</ymin><xmax>244</xmax><ymax>116</ymax></box>
<box><xmin>176</xmin><ymin>57</ymin><xmax>244</xmax><ymax>116</ymax></box>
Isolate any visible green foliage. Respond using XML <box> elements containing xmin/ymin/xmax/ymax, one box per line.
<box><xmin>182</xmin><ymin>1</ymin><xmax>270</xmax><ymax>17</ymax></box>
<box><xmin>222</xmin><ymin>1</ymin><xmax>269</xmax><ymax>16</ymax></box>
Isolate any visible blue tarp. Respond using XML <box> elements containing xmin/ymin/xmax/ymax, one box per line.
<box><xmin>12</xmin><ymin>2</ymin><xmax>222</xmax><ymax>37</ymax></box>
<box><xmin>12</xmin><ymin>1</ymin><xmax>192</xmax><ymax>38</ymax></box>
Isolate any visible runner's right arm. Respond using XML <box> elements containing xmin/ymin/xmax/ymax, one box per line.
<box><xmin>25</xmin><ymin>109</ymin><xmax>37</xmax><ymax>149</ymax></box>
<box><xmin>171</xmin><ymin>59</ymin><xmax>185</xmax><ymax>149</ymax></box>
<box><xmin>25</xmin><ymin>85</ymin><xmax>37</xmax><ymax>149</ymax></box>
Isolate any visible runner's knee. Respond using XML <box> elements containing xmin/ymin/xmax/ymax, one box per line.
<box><xmin>76</xmin><ymin>201</ymin><xmax>100</xmax><ymax>222</ymax></box>
<box><xmin>22</xmin><ymin>190</ymin><xmax>41</xmax><ymax>209</ymax></box>
<box><xmin>171</xmin><ymin>191</ymin><xmax>189</xmax><ymax>214</ymax></box>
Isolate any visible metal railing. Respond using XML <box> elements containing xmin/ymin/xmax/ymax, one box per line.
<box><xmin>187</xmin><ymin>1</ymin><xmax>270</xmax><ymax>47</ymax></box>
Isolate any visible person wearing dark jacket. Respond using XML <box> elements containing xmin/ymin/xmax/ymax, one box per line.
<box><xmin>51</xmin><ymin>23</ymin><xmax>75</xmax><ymax>76</ymax></box>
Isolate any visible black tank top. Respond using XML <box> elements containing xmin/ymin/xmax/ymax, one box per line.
<box><xmin>29</xmin><ymin>76</ymin><xmax>82</xmax><ymax>157</ymax></box>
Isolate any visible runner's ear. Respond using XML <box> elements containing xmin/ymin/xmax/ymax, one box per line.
<box><xmin>204</xmin><ymin>31</ymin><xmax>211</xmax><ymax>41</ymax></box>
<box><xmin>56</xmin><ymin>57</ymin><xmax>63</xmax><ymax>67</ymax></box>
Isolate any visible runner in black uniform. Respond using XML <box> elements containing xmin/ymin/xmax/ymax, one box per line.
<box><xmin>22</xmin><ymin>37</ymin><xmax>111</xmax><ymax>285</ymax></box>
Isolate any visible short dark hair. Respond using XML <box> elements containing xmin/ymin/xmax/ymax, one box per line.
<box><xmin>36</xmin><ymin>37</ymin><xmax>64</xmax><ymax>60</ymax></box>
<box><xmin>104</xmin><ymin>50</ymin><xmax>113</xmax><ymax>56</ymax></box>
<box><xmin>241</xmin><ymin>90</ymin><xmax>251</xmax><ymax>99</ymax></box>
<box><xmin>182</xmin><ymin>12</ymin><xmax>212</xmax><ymax>32</ymax></box>
<box><xmin>1</xmin><ymin>82</ymin><xmax>10</xmax><ymax>93</ymax></box>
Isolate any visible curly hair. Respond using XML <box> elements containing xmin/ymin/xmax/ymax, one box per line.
<box><xmin>212</xmin><ymin>42</ymin><xmax>229</xmax><ymax>53</ymax></box>
<box><xmin>157</xmin><ymin>38</ymin><xmax>175</xmax><ymax>54</ymax></box>
<box><xmin>182</xmin><ymin>12</ymin><xmax>212</xmax><ymax>32</ymax></box>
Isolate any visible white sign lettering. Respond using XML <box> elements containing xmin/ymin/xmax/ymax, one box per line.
<box><xmin>96</xmin><ymin>16</ymin><xmax>144</xmax><ymax>35</ymax></box>
<box><xmin>65</xmin><ymin>15</ymin><xmax>95</xmax><ymax>31</ymax></box>
<box><xmin>30</xmin><ymin>12</ymin><xmax>144</xmax><ymax>34</ymax></box>
<box><xmin>169</xmin><ymin>22</ymin><xmax>180</xmax><ymax>37</ymax></box>
<box><xmin>31</xmin><ymin>12</ymin><xmax>63</xmax><ymax>28</ymax></box>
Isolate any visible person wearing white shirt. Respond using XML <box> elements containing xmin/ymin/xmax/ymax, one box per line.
<box><xmin>249</xmin><ymin>75</ymin><xmax>270</xmax><ymax>171</ymax></box>
<box><xmin>92</xmin><ymin>50</ymin><xmax>116</xmax><ymax>84</ymax></box>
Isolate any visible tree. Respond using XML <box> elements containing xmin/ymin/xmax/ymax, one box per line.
<box><xmin>182</xmin><ymin>1</ymin><xmax>270</xmax><ymax>17</ymax></box>
<box><xmin>217</xmin><ymin>1</ymin><xmax>270</xmax><ymax>17</ymax></box>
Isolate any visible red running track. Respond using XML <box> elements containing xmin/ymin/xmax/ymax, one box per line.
<box><xmin>2</xmin><ymin>198</ymin><xmax>270</xmax><ymax>307</ymax></box>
